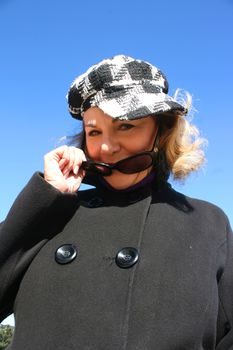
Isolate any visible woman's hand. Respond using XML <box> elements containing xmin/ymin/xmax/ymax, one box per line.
<box><xmin>44</xmin><ymin>146</ymin><xmax>86</xmax><ymax>193</ymax></box>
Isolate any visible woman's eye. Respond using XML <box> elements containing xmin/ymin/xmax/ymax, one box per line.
<box><xmin>119</xmin><ymin>124</ymin><xmax>134</xmax><ymax>130</ymax></box>
<box><xmin>88</xmin><ymin>130</ymin><xmax>100</xmax><ymax>137</ymax></box>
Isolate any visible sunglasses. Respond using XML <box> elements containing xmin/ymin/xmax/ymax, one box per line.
<box><xmin>81</xmin><ymin>151</ymin><xmax>158</xmax><ymax>176</ymax></box>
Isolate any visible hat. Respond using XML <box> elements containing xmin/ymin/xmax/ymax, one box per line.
<box><xmin>67</xmin><ymin>55</ymin><xmax>187</xmax><ymax>120</ymax></box>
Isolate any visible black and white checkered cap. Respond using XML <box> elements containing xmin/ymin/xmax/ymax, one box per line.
<box><xmin>67</xmin><ymin>55</ymin><xmax>187</xmax><ymax>120</ymax></box>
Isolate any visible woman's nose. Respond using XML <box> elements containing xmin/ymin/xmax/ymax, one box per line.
<box><xmin>100</xmin><ymin>137</ymin><xmax>120</xmax><ymax>154</ymax></box>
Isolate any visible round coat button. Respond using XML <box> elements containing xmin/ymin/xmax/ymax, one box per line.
<box><xmin>115</xmin><ymin>247</ymin><xmax>139</xmax><ymax>269</ymax></box>
<box><xmin>55</xmin><ymin>244</ymin><xmax>77</xmax><ymax>264</ymax></box>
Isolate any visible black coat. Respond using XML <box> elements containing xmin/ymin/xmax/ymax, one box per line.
<box><xmin>0</xmin><ymin>172</ymin><xmax>232</xmax><ymax>350</ymax></box>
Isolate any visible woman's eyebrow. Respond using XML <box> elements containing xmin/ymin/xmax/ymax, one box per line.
<box><xmin>84</xmin><ymin>121</ymin><xmax>97</xmax><ymax>127</ymax></box>
<box><xmin>84</xmin><ymin>118</ymin><xmax>132</xmax><ymax>128</ymax></box>
<box><xmin>112</xmin><ymin>119</ymin><xmax>133</xmax><ymax>124</ymax></box>
<box><xmin>84</xmin><ymin>119</ymin><xmax>120</xmax><ymax>127</ymax></box>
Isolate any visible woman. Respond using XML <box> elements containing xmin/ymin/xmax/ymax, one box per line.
<box><xmin>0</xmin><ymin>55</ymin><xmax>232</xmax><ymax>350</ymax></box>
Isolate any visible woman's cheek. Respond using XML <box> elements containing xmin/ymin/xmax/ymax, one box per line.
<box><xmin>85</xmin><ymin>141</ymin><xmax>98</xmax><ymax>158</ymax></box>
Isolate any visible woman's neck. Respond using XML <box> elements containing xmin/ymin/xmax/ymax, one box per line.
<box><xmin>99</xmin><ymin>171</ymin><xmax>157</xmax><ymax>192</ymax></box>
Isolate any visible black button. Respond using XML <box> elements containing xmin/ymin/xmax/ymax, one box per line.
<box><xmin>87</xmin><ymin>196</ymin><xmax>103</xmax><ymax>208</ymax></box>
<box><xmin>115</xmin><ymin>247</ymin><xmax>139</xmax><ymax>269</ymax></box>
<box><xmin>55</xmin><ymin>244</ymin><xmax>77</xmax><ymax>264</ymax></box>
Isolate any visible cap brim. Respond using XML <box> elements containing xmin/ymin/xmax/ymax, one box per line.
<box><xmin>69</xmin><ymin>91</ymin><xmax>187</xmax><ymax>120</ymax></box>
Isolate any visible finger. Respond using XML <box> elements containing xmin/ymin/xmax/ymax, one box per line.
<box><xmin>68</xmin><ymin>172</ymin><xmax>85</xmax><ymax>192</ymax></box>
<box><xmin>58</xmin><ymin>157</ymin><xmax>69</xmax><ymax>170</ymax></box>
<box><xmin>44</xmin><ymin>145</ymin><xmax>68</xmax><ymax>162</ymax></box>
<box><xmin>62</xmin><ymin>147</ymin><xmax>76</xmax><ymax>175</ymax></box>
<box><xmin>73</xmin><ymin>149</ymin><xmax>86</xmax><ymax>175</ymax></box>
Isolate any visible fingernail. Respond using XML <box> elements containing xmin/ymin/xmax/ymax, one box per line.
<box><xmin>73</xmin><ymin>166</ymin><xmax>79</xmax><ymax>175</ymax></box>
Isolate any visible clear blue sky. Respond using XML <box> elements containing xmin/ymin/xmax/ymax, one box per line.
<box><xmin>0</xmin><ymin>0</ymin><xmax>233</xmax><ymax>325</ymax></box>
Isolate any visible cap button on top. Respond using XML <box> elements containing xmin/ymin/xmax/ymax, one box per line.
<box><xmin>115</xmin><ymin>247</ymin><xmax>139</xmax><ymax>269</ymax></box>
<box><xmin>55</xmin><ymin>244</ymin><xmax>77</xmax><ymax>264</ymax></box>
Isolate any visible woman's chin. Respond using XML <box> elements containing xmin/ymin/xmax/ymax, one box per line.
<box><xmin>103</xmin><ymin>170</ymin><xmax>150</xmax><ymax>190</ymax></box>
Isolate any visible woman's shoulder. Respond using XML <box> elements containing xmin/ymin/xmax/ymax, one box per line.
<box><xmin>168</xmin><ymin>185</ymin><xmax>230</xmax><ymax>226</ymax></box>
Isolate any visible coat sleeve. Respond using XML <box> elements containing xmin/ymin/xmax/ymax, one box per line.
<box><xmin>216</xmin><ymin>219</ymin><xmax>233</xmax><ymax>349</ymax></box>
<box><xmin>0</xmin><ymin>172</ymin><xmax>79</xmax><ymax>322</ymax></box>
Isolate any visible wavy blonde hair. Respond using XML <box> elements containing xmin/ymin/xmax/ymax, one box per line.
<box><xmin>157</xmin><ymin>91</ymin><xmax>207</xmax><ymax>180</ymax></box>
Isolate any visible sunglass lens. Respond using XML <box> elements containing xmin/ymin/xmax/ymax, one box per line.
<box><xmin>117</xmin><ymin>154</ymin><xmax>153</xmax><ymax>174</ymax></box>
<box><xmin>82</xmin><ymin>161</ymin><xmax>112</xmax><ymax>176</ymax></box>
<box><xmin>94</xmin><ymin>164</ymin><xmax>112</xmax><ymax>175</ymax></box>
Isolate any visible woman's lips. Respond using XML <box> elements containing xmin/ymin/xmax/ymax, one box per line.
<box><xmin>94</xmin><ymin>157</ymin><xmax>131</xmax><ymax>164</ymax></box>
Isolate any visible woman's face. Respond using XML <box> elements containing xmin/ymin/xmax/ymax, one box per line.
<box><xmin>83</xmin><ymin>107</ymin><xmax>158</xmax><ymax>189</ymax></box>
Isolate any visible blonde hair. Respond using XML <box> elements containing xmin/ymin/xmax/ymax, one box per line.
<box><xmin>157</xmin><ymin>90</ymin><xmax>207</xmax><ymax>180</ymax></box>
